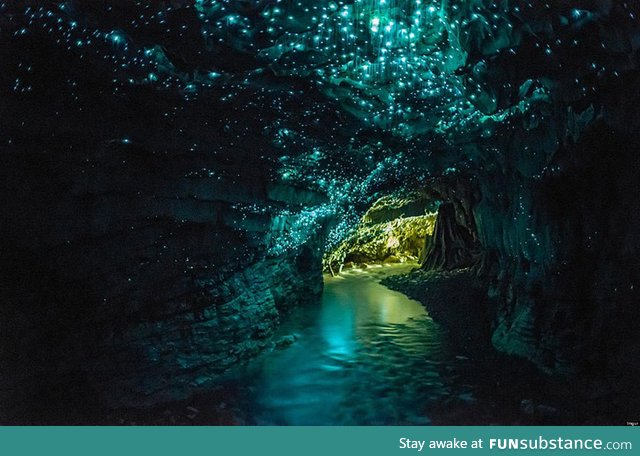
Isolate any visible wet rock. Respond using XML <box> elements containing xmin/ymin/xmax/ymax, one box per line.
<box><xmin>324</xmin><ymin>205</ymin><xmax>436</xmax><ymax>272</ymax></box>
<box><xmin>421</xmin><ymin>202</ymin><xmax>479</xmax><ymax>271</ymax></box>
<box><xmin>0</xmin><ymin>135</ymin><xmax>328</xmax><ymax>411</ymax></box>
<box><xmin>274</xmin><ymin>334</ymin><xmax>298</xmax><ymax>349</ymax></box>
<box><xmin>2</xmin><ymin>0</ymin><xmax>640</xmax><ymax>424</ymax></box>
<box><xmin>382</xmin><ymin>268</ymin><xmax>490</xmax><ymax>356</ymax></box>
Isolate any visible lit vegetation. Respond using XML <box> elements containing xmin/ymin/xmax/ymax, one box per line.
<box><xmin>324</xmin><ymin>193</ymin><xmax>437</xmax><ymax>274</ymax></box>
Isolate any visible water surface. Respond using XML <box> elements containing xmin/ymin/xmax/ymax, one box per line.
<box><xmin>229</xmin><ymin>264</ymin><xmax>473</xmax><ymax>425</ymax></box>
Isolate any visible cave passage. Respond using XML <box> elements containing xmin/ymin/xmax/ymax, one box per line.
<box><xmin>226</xmin><ymin>264</ymin><xmax>462</xmax><ymax>425</ymax></box>
<box><xmin>2</xmin><ymin>0</ymin><xmax>639</xmax><ymax>424</ymax></box>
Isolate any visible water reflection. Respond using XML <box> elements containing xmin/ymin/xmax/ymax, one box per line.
<box><xmin>229</xmin><ymin>264</ymin><xmax>469</xmax><ymax>425</ymax></box>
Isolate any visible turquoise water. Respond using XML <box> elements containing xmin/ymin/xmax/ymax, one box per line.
<box><xmin>229</xmin><ymin>264</ymin><xmax>474</xmax><ymax>425</ymax></box>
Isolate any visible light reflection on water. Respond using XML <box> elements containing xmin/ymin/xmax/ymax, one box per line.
<box><xmin>230</xmin><ymin>264</ymin><xmax>471</xmax><ymax>425</ymax></box>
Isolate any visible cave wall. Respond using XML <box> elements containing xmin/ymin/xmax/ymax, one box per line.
<box><xmin>419</xmin><ymin>1</ymin><xmax>640</xmax><ymax>380</ymax></box>
<box><xmin>0</xmin><ymin>134</ymin><xmax>329</xmax><ymax>413</ymax></box>
<box><xmin>476</xmin><ymin>123</ymin><xmax>640</xmax><ymax>377</ymax></box>
<box><xmin>0</xmin><ymin>35</ymin><xmax>333</xmax><ymax>414</ymax></box>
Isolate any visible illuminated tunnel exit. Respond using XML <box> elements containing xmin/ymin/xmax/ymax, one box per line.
<box><xmin>323</xmin><ymin>192</ymin><xmax>439</xmax><ymax>276</ymax></box>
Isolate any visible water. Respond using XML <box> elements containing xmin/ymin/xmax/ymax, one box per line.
<box><xmin>22</xmin><ymin>263</ymin><xmax>578</xmax><ymax>424</ymax></box>
<box><xmin>228</xmin><ymin>264</ymin><xmax>475</xmax><ymax>425</ymax></box>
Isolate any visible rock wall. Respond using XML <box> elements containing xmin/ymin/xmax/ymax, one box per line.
<box><xmin>476</xmin><ymin>124</ymin><xmax>640</xmax><ymax>378</ymax></box>
<box><xmin>0</xmin><ymin>104</ymin><xmax>329</xmax><ymax>418</ymax></box>
<box><xmin>421</xmin><ymin>202</ymin><xmax>479</xmax><ymax>271</ymax></box>
<box><xmin>413</xmin><ymin>1</ymin><xmax>640</xmax><ymax>384</ymax></box>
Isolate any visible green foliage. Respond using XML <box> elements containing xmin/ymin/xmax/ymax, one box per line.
<box><xmin>324</xmin><ymin>212</ymin><xmax>436</xmax><ymax>273</ymax></box>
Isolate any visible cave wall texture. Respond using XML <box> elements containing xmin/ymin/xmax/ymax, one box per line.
<box><xmin>1</xmin><ymin>0</ymin><xmax>639</xmax><ymax>414</ymax></box>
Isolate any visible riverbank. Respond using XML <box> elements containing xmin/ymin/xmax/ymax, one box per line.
<box><xmin>381</xmin><ymin>267</ymin><xmax>490</xmax><ymax>356</ymax></box>
<box><xmin>381</xmin><ymin>267</ymin><xmax>636</xmax><ymax>425</ymax></box>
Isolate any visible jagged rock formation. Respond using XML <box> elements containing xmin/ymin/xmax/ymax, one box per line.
<box><xmin>361</xmin><ymin>192</ymin><xmax>439</xmax><ymax>224</ymax></box>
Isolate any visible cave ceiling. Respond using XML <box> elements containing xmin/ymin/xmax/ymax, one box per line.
<box><xmin>4</xmin><ymin>0</ymin><xmax>637</xmax><ymax>251</ymax></box>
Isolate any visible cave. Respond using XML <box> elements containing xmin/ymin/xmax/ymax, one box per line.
<box><xmin>1</xmin><ymin>1</ymin><xmax>639</xmax><ymax>425</ymax></box>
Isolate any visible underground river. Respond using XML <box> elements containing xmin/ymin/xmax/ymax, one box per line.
<box><xmin>225</xmin><ymin>263</ymin><xmax>475</xmax><ymax>425</ymax></box>
<box><xmin>17</xmin><ymin>262</ymin><xmax>567</xmax><ymax>425</ymax></box>
<box><xmin>99</xmin><ymin>264</ymin><xmax>582</xmax><ymax>425</ymax></box>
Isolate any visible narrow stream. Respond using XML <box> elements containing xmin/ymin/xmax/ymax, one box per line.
<box><xmin>228</xmin><ymin>264</ymin><xmax>475</xmax><ymax>425</ymax></box>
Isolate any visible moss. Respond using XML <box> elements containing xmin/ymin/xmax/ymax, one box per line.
<box><xmin>324</xmin><ymin>213</ymin><xmax>436</xmax><ymax>273</ymax></box>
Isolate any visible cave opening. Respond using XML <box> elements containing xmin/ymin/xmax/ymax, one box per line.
<box><xmin>323</xmin><ymin>191</ymin><xmax>441</xmax><ymax>276</ymax></box>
